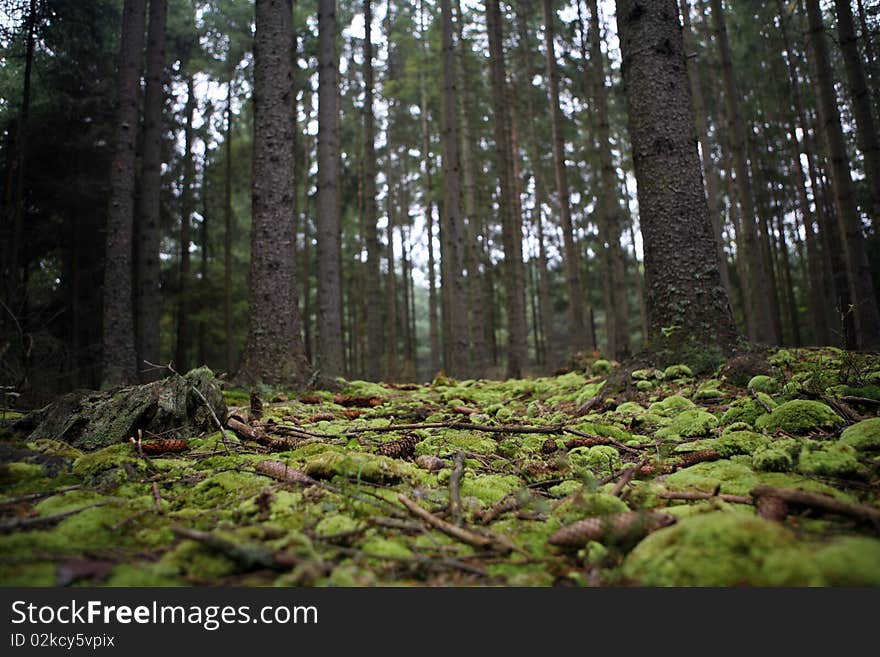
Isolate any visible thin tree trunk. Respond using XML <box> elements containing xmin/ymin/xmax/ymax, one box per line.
<box><xmin>101</xmin><ymin>0</ymin><xmax>146</xmax><ymax>387</ymax></box>
<box><xmin>237</xmin><ymin>0</ymin><xmax>312</xmax><ymax>384</ymax></box>
<box><xmin>175</xmin><ymin>74</ymin><xmax>195</xmax><ymax>372</ymax></box>
<box><xmin>224</xmin><ymin>79</ymin><xmax>234</xmax><ymax>373</ymax></box>
<box><xmin>198</xmin><ymin>153</ymin><xmax>208</xmax><ymax>367</ymax></box>
<box><xmin>486</xmin><ymin>0</ymin><xmax>528</xmax><ymax>377</ymax></box>
<box><xmin>622</xmin><ymin>173</ymin><xmax>648</xmax><ymax>345</ymax></box>
<box><xmin>362</xmin><ymin>0</ymin><xmax>382</xmax><ymax>380</ymax></box>
<box><xmin>805</xmin><ymin>0</ymin><xmax>880</xmax><ymax>349</ymax></box>
<box><xmin>855</xmin><ymin>0</ymin><xmax>880</xmax><ymax>119</ymax></box>
<box><xmin>136</xmin><ymin>0</ymin><xmax>167</xmax><ymax>380</ymax></box>
<box><xmin>615</xmin><ymin>0</ymin><xmax>738</xmax><ymax>361</ymax></box>
<box><xmin>316</xmin><ymin>0</ymin><xmax>344</xmax><ymax>379</ymax></box>
<box><xmin>710</xmin><ymin>0</ymin><xmax>777</xmax><ymax>346</ymax></box>
<box><xmin>834</xmin><ymin>0</ymin><xmax>880</xmax><ymax>234</ymax></box>
<box><xmin>587</xmin><ymin>0</ymin><xmax>629</xmax><ymax>359</ymax></box>
<box><xmin>679</xmin><ymin>0</ymin><xmax>731</xmax><ymax>296</ymax></box>
<box><xmin>542</xmin><ymin>0</ymin><xmax>589</xmax><ymax>358</ymax></box>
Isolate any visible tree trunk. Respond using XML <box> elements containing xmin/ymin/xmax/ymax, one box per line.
<box><xmin>301</xmin><ymin>82</ymin><xmax>314</xmax><ymax>362</ymax></box>
<box><xmin>175</xmin><ymin>74</ymin><xmax>195</xmax><ymax>372</ymax></box>
<box><xmin>198</xmin><ymin>153</ymin><xmax>208</xmax><ymax>367</ymax></box>
<box><xmin>679</xmin><ymin>0</ymin><xmax>731</xmax><ymax>296</ymax></box>
<box><xmin>615</xmin><ymin>0</ymin><xmax>738</xmax><ymax>364</ymax></box>
<box><xmin>136</xmin><ymin>0</ymin><xmax>167</xmax><ymax>381</ymax></box>
<box><xmin>384</xmin><ymin>147</ymin><xmax>399</xmax><ymax>378</ymax></box>
<box><xmin>237</xmin><ymin>0</ymin><xmax>312</xmax><ymax>385</ymax></box>
<box><xmin>101</xmin><ymin>0</ymin><xmax>146</xmax><ymax>387</ymax></box>
<box><xmin>709</xmin><ymin>0</ymin><xmax>777</xmax><ymax>346</ymax></box>
<box><xmin>439</xmin><ymin>0</ymin><xmax>470</xmax><ymax>378</ymax></box>
<box><xmin>315</xmin><ymin>0</ymin><xmax>344</xmax><ymax>379</ymax></box>
<box><xmin>834</xmin><ymin>0</ymin><xmax>880</xmax><ymax>235</ymax></box>
<box><xmin>855</xmin><ymin>0</ymin><xmax>880</xmax><ymax>119</ymax></box>
<box><xmin>362</xmin><ymin>0</ymin><xmax>382</xmax><ymax>380</ymax></box>
<box><xmin>587</xmin><ymin>0</ymin><xmax>629</xmax><ymax>359</ymax></box>
<box><xmin>542</xmin><ymin>0</ymin><xmax>589</xmax><ymax>358</ymax></box>
<box><xmin>486</xmin><ymin>0</ymin><xmax>528</xmax><ymax>377</ymax></box>
<box><xmin>224</xmin><ymin>79</ymin><xmax>234</xmax><ymax>373</ymax></box>
<box><xmin>805</xmin><ymin>0</ymin><xmax>880</xmax><ymax>350</ymax></box>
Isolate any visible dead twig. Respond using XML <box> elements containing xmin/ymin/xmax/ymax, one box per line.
<box><xmin>657</xmin><ymin>490</ymin><xmax>752</xmax><ymax>504</ymax></box>
<box><xmin>751</xmin><ymin>485</ymin><xmax>880</xmax><ymax>529</ymax></box>
<box><xmin>170</xmin><ymin>525</ymin><xmax>300</xmax><ymax>570</ymax></box>
<box><xmin>0</xmin><ymin>503</ymin><xmax>109</xmax><ymax>534</ymax></box>
<box><xmin>610</xmin><ymin>460</ymin><xmax>648</xmax><ymax>497</ymax></box>
<box><xmin>398</xmin><ymin>494</ymin><xmax>516</xmax><ymax>553</ymax></box>
<box><xmin>151</xmin><ymin>482</ymin><xmax>163</xmax><ymax>513</ymax></box>
<box><xmin>0</xmin><ymin>485</ymin><xmax>81</xmax><ymax>509</ymax></box>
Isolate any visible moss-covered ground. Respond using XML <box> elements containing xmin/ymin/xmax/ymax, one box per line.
<box><xmin>2</xmin><ymin>347</ymin><xmax>880</xmax><ymax>586</ymax></box>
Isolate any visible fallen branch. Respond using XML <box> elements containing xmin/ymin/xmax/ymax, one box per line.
<box><xmin>0</xmin><ymin>485</ymin><xmax>81</xmax><ymax>509</ymax></box>
<box><xmin>449</xmin><ymin>452</ymin><xmax>465</xmax><ymax>526</ymax></box>
<box><xmin>657</xmin><ymin>490</ymin><xmax>752</xmax><ymax>504</ymax></box>
<box><xmin>151</xmin><ymin>482</ymin><xmax>163</xmax><ymax>514</ymax></box>
<box><xmin>610</xmin><ymin>460</ymin><xmax>648</xmax><ymax>497</ymax></box>
<box><xmin>0</xmin><ymin>503</ymin><xmax>108</xmax><ymax>534</ymax></box>
<box><xmin>398</xmin><ymin>494</ymin><xmax>514</xmax><ymax>553</ymax></box>
<box><xmin>750</xmin><ymin>485</ymin><xmax>880</xmax><ymax>528</ymax></box>
<box><xmin>475</xmin><ymin>495</ymin><xmax>523</xmax><ymax>525</ymax></box>
<box><xmin>171</xmin><ymin>525</ymin><xmax>299</xmax><ymax>570</ymax></box>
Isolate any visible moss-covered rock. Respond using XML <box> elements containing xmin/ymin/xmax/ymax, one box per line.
<box><xmin>591</xmin><ymin>359</ymin><xmax>612</xmax><ymax>375</ymax></box>
<box><xmin>622</xmin><ymin>512</ymin><xmax>816</xmax><ymax>586</ymax></box>
<box><xmin>747</xmin><ymin>375</ymin><xmax>779</xmax><ymax>394</ymax></box>
<box><xmin>304</xmin><ymin>451</ymin><xmax>420</xmax><ymax>484</ymax></box>
<box><xmin>752</xmin><ymin>445</ymin><xmax>794</xmax><ymax>472</ymax></box>
<box><xmin>676</xmin><ymin>431</ymin><xmax>768</xmax><ymax>457</ymax></box>
<box><xmin>839</xmin><ymin>418</ymin><xmax>880</xmax><ymax>451</ymax></box>
<box><xmin>460</xmin><ymin>474</ymin><xmax>522</xmax><ymax>505</ymax></box>
<box><xmin>632</xmin><ymin>369</ymin><xmax>663</xmax><ymax>381</ymax></box>
<box><xmin>71</xmin><ymin>444</ymin><xmax>148</xmax><ymax>487</ymax></box>
<box><xmin>656</xmin><ymin>410</ymin><xmax>718</xmax><ymax>441</ymax></box>
<box><xmin>720</xmin><ymin>397</ymin><xmax>775</xmax><ymax>427</ymax></box>
<box><xmin>551</xmin><ymin>491</ymin><xmax>630</xmax><ymax>524</ymax></box>
<box><xmin>663</xmin><ymin>364</ymin><xmax>693</xmax><ymax>380</ymax></box>
<box><xmin>648</xmin><ymin>395</ymin><xmax>696</xmax><ymax>418</ymax></box>
<box><xmin>755</xmin><ymin>400</ymin><xmax>843</xmax><ymax>434</ymax></box>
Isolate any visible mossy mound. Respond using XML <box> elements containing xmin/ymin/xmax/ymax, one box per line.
<box><xmin>839</xmin><ymin>418</ymin><xmax>880</xmax><ymax>451</ymax></box>
<box><xmin>656</xmin><ymin>410</ymin><xmax>718</xmax><ymax>440</ymax></box>
<box><xmin>755</xmin><ymin>400</ymin><xmax>844</xmax><ymax>434</ymax></box>
<box><xmin>303</xmin><ymin>451</ymin><xmax>420</xmax><ymax>484</ymax></box>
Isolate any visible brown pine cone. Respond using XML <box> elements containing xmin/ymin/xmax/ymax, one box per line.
<box><xmin>343</xmin><ymin>409</ymin><xmax>363</xmax><ymax>420</ymax></box>
<box><xmin>255</xmin><ymin>460</ymin><xmax>315</xmax><ymax>486</ymax></box>
<box><xmin>673</xmin><ymin>449</ymin><xmax>721</xmax><ymax>469</ymax></box>
<box><xmin>141</xmin><ymin>439</ymin><xmax>189</xmax><ymax>455</ymax></box>
<box><xmin>565</xmin><ymin>437</ymin><xmax>606</xmax><ymax>450</ymax></box>
<box><xmin>541</xmin><ymin>439</ymin><xmax>559</xmax><ymax>455</ymax></box>
<box><xmin>376</xmin><ymin>435</ymin><xmax>419</xmax><ymax>459</ymax></box>
<box><xmin>549</xmin><ymin>511</ymin><xmax>676</xmax><ymax>547</ymax></box>
<box><xmin>308</xmin><ymin>413</ymin><xmax>336</xmax><ymax>423</ymax></box>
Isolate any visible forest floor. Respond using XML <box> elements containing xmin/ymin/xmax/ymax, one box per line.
<box><xmin>2</xmin><ymin>347</ymin><xmax>880</xmax><ymax>586</ymax></box>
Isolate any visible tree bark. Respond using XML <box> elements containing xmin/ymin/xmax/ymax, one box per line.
<box><xmin>175</xmin><ymin>74</ymin><xmax>195</xmax><ymax>372</ymax></box>
<box><xmin>362</xmin><ymin>0</ymin><xmax>382</xmax><ymax>380</ymax></box>
<box><xmin>615</xmin><ymin>0</ymin><xmax>738</xmax><ymax>363</ymax></box>
<box><xmin>709</xmin><ymin>0</ymin><xmax>777</xmax><ymax>346</ymax></box>
<box><xmin>316</xmin><ymin>0</ymin><xmax>344</xmax><ymax>379</ymax></box>
<box><xmin>805</xmin><ymin>0</ymin><xmax>880</xmax><ymax>350</ymax></box>
<box><xmin>101</xmin><ymin>0</ymin><xmax>147</xmax><ymax>387</ymax></box>
<box><xmin>587</xmin><ymin>0</ymin><xmax>630</xmax><ymax>359</ymax></box>
<box><xmin>237</xmin><ymin>0</ymin><xmax>312</xmax><ymax>385</ymax></box>
<box><xmin>542</xmin><ymin>0</ymin><xmax>589</xmax><ymax>359</ymax></box>
<box><xmin>486</xmin><ymin>0</ymin><xmax>528</xmax><ymax>378</ymax></box>
<box><xmin>224</xmin><ymin>78</ymin><xmax>234</xmax><ymax>373</ymax></box>
<box><xmin>834</xmin><ymin>0</ymin><xmax>880</xmax><ymax>235</ymax></box>
<box><xmin>136</xmin><ymin>0</ymin><xmax>167</xmax><ymax>381</ymax></box>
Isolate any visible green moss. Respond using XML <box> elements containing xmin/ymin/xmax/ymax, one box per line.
<box><xmin>622</xmin><ymin>511</ymin><xmax>813</xmax><ymax>586</ymax></box>
<box><xmin>315</xmin><ymin>514</ymin><xmax>360</xmax><ymax>537</ymax></box>
<box><xmin>575</xmin><ymin>422</ymin><xmax>632</xmax><ymax>443</ymax></box>
<box><xmin>26</xmin><ymin>439</ymin><xmax>83</xmax><ymax>460</ymax></box>
<box><xmin>413</xmin><ymin>431</ymin><xmax>497</xmax><ymax>457</ymax></box>
<box><xmin>551</xmin><ymin>491</ymin><xmax>629</xmax><ymax>524</ymax></box>
<box><xmin>665</xmin><ymin>460</ymin><xmax>757</xmax><ymax>496</ymax></box>
<box><xmin>0</xmin><ymin>563</ymin><xmax>57</xmax><ymax>586</ymax></box>
<box><xmin>752</xmin><ymin>445</ymin><xmax>794</xmax><ymax>472</ymax></box>
<box><xmin>798</xmin><ymin>443</ymin><xmax>861</xmax><ymax>478</ymax></box>
<box><xmin>663</xmin><ymin>364</ymin><xmax>693</xmax><ymax>380</ymax></box>
<box><xmin>812</xmin><ymin>537</ymin><xmax>880</xmax><ymax>586</ymax></box>
<box><xmin>747</xmin><ymin>375</ymin><xmax>779</xmax><ymax>394</ymax></box>
<box><xmin>636</xmin><ymin>380</ymin><xmax>654</xmax><ymax>391</ymax></box>
<box><xmin>71</xmin><ymin>443</ymin><xmax>148</xmax><ymax>487</ymax></box>
<box><xmin>160</xmin><ymin>539</ymin><xmax>238</xmax><ymax>580</ymax></box>
<box><xmin>720</xmin><ymin>397</ymin><xmax>774</xmax><ymax>427</ymax></box>
<box><xmin>304</xmin><ymin>451</ymin><xmax>420</xmax><ymax>484</ymax></box>
<box><xmin>569</xmin><ymin>445</ymin><xmax>622</xmax><ymax>477</ymax></box>
<box><xmin>676</xmin><ymin>431</ymin><xmax>769</xmax><ymax>457</ymax></box>
<box><xmin>34</xmin><ymin>489</ymin><xmax>106</xmax><ymax>515</ymax></box>
<box><xmin>105</xmin><ymin>563</ymin><xmax>184</xmax><ymax>587</ymax></box>
<box><xmin>190</xmin><ymin>471</ymin><xmax>266</xmax><ymax>508</ymax></box>
<box><xmin>0</xmin><ymin>462</ymin><xmax>46</xmax><ymax>488</ymax></box>
<box><xmin>694</xmin><ymin>379</ymin><xmax>725</xmax><ymax>401</ymax></box>
<box><xmin>591</xmin><ymin>359</ymin><xmax>612</xmax><ymax>375</ymax></box>
<box><xmin>755</xmin><ymin>400</ymin><xmax>843</xmax><ymax>434</ymax></box>
<box><xmin>632</xmin><ymin>369</ymin><xmax>662</xmax><ymax>381</ymax></box>
<box><xmin>361</xmin><ymin>537</ymin><xmax>413</xmax><ymax>560</ymax></box>
<box><xmin>548</xmin><ymin>480</ymin><xmax>583</xmax><ymax>498</ymax></box>
<box><xmin>460</xmin><ymin>474</ymin><xmax>521</xmax><ymax>505</ymax></box>
<box><xmin>648</xmin><ymin>395</ymin><xmax>696</xmax><ymax>418</ymax></box>
<box><xmin>839</xmin><ymin>418</ymin><xmax>880</xmax><ymax>451</ymax></box>
<box><xmin>721</xmin><ymin>421</ymin><xmax>753</xmax><ymax>435</ymax></box>
<box><xmin>656</xmin><ymin>410</ymin><xmax>718</xmax><ymax>441</ymax></box>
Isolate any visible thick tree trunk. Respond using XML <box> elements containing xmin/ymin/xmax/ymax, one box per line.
<box><xmin>237</xmin><ymin>0</ymin><xmax>312</xmax><ymax>385</ymax></box>
<box><xmin>834</xmin><ymin>0</ymin><xmax>880</xmax><ymax>235</ymax></box>
<box><xmin>679</xmin><ymin>0</ymin><xmax>731</xmax><ymax>296</ymax></box>
<box><xmin>855</xmin><ymin>0</ymin><xmax>880</xmax><ymax>119</ymax></box>
<box><xmin>137</xmin><ymin>0</ymin><xmax>167</xmax><ymax>381</ymax></box>
<box><xmin>316</xmin><ymin>0</ymin><xmax>344</xmax><ymax>379</ymax></box>
<box><xmin>710</xmin><ymin>0</ymin><xmax>777</xmax><ymax>346</ymax></box>
<box><xmin>805</xmin><ymin>0</ymin><xmax>880</xmax><ymax>350</ymax></box>
<box><xmin>101</xmin><ymin>0</ymin><xmax>147</xmax><ymax>387</ymax></box>
<box><xmin>175</xmin><ymin>75</ymin><xmax>195</xmax><ymax>372</ymax></box>
<box><xmin>362</xmin><ymin>0</ymin><xmax>382</xmax><ymax>380</ymax></box>
<box><xmin>542</xmin><ymin>0</ymin><xmax>589</xmax><ymax>358</ymax></box>
<box><xmin>615</xmin><ymin>0</ymin><xmax>738</xmax><ymax>364</ymax></box>
<box><xmin>439</xmin><ymin>0</ymin><xmax>469</xmax><ymax>378</ymax></box>
<box><xmin>587</xmin><ymin>0</ymin><xmax>629</xmax><ymax>360</ymax></box>
<box><xmin>486</xmin><ymin>0</ymin><xmax>528</xmax><ymax>378</ymax></box>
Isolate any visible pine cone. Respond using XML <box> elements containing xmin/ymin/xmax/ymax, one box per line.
<box><xmin>141</xmin><ymin>439</ymin><xmax>189</xmax><ymax>455</ymax></box>
<box><xmin>343</xmin><ymin>409</ymin><xmax>362</xmax><ymax>420</ymax></box>
<box><xmin>299</xmin><ymin>394</ymin><xmax>324</xmax><ymax>405</ymax></box>
<box><xmin>542</xmin><ymin>439</ymin><xmax>559</xmax><ymax>455</ymax></box>
<box><xmin>376</xmin><ymin>434</ymin><xmax>419</xmax><ymax>459</ymax></box>
<box><xmin>549</xmin><ymin>511</ymin><xmax>676</xmax><ymax>548</ymax></box>
<box><xmin>255</xmin><ymin>460</ymin><xmax>315</xmax><ymax>486</ymax></box>
<box><xmin>333</xmin><ymin>395</ymin><xmax>384</xmax><ymax>408</ymax></box>
<box><xmin>308</xmin><ymin>413</ymin><xmax>336</xmax><ymax>423</ymax></box>
<box><xmin>415</xmin><ymin>455</ymin><xmax>445</xmax><ymax>471</ymax></box>
<box><xmin>266</xmin><ymin>435</ymin><xmax>304</xmax><ymax>452</ymax></box>
<box><xmin>673</xmin><ymin>449</ymin><xmax>721</xmax><ymax>469</ymax></box>
<box><xmin>756</xmin><ymin>495</ymin><xmax>789</xmax><ymax>522</ymax></box>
